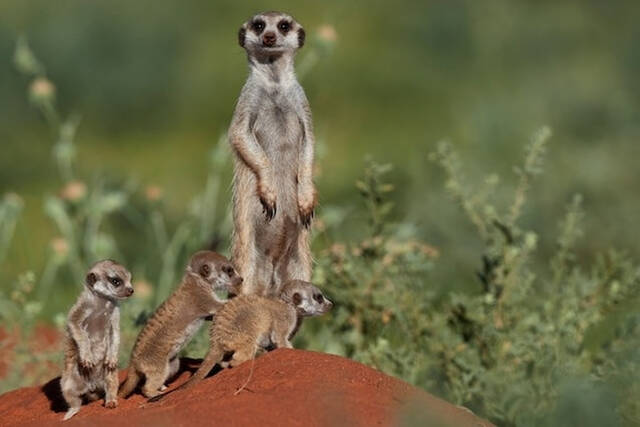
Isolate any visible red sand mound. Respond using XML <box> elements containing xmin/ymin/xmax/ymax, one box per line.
<box><xmin>0</xmin><ymin>349</ymin><xmax>492</xmax><ymax>427</ymax></box>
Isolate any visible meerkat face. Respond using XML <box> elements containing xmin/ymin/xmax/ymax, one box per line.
<box><xmin>280</xmin><ymin>280</ymin><xmax>333</xmax><ymax>317</ymax></box>
<box><xmin>238</xmin><ymin>11</ymin><xmax>305</xmax><ymax>55</ymax></box>
<box><xmin>213</xmin><ymin>261</ymin><xmax>243</xmax><ymax>295</ymax></box>
<box><xmin>86</xmin><ymin>260</ymin><xmax>134</xmax><ymax>300</ymax></box>
<box><xmin>188</xmin><ymin>251</ymin><xmax>244</xmax><ymax>294</ymax></box>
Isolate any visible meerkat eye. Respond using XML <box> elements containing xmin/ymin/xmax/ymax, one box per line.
<box><xmin>252</xmin><ymin>20</ymin><xmax>265</xmax><ymax>34</ymax></box>
<box><xmin>200</xmin><ymin>264</ymin><xmax>211</xmax><ymax>277</ymax></box>
<box><xmin>223</xmin><ymin>265</ymin><xmax>235</xmax><ymax>276</ymax></box>
<box><xmin>109</xmin><ymin>277</ymin><xmax>123</xmax><ymax>287</ymax></box>
<box><xmin>278</xmin><ymin>20</ymin><xmax>291</xmax><ymax>33</ymax></box>
<box><xmin>314</xmin><ymin>293</ymin><xmax>324</xmax><ymax>303</ymax></box>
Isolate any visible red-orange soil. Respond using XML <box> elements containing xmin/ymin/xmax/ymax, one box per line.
<box><xmin>0</xmin><ymin>325</ymin><xmax>61</xmax><ymax>384</ymax></box>
<box><xmin>0</xmin><ymin>349</ymin><xmax>492</xmax><ymax>427</ymax></box>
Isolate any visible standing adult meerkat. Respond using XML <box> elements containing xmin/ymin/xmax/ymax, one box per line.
<box><xmin>118</xmin><ymin>251</ymin><xmax>242</xmax><ymax>399</ymax></box>
<box><xmin>148</xmin><ymin>280</ymin><xmax>332</xmax><ymax>401</ymax></box>
<box><xmin>230</xmin><ymin>11</ymin><xmax>317</xmax><ymax>296</ymax></box>
<box><xmin>61</xmin><ymin>260</ymin><xmax>134</xmax><ymax>420</ymax></box>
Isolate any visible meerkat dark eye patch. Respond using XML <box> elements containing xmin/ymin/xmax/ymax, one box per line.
<box><xmin>86</xmin><ymin>272</ymin><xmax>97</xmax><ymax>287</ymax></box>
<box><xmin>297</xmin><ymin>28</ymin><xmax>305</xmax><ymax>48</ymax></box>
<box><xmin>199</xmin><ymin>263</ymin><xmax>211</xmax><ymax>277</ymax></box>
<box><xmin>278</xmin><ymin>20</ymin><xmax>291</xmax><ymax>34</ymax></box>
<box><xmin>292</xmin><ymin>292</ymin><xmax>302</xmax><ymax>306</ymax></box>
<box><xmin>222</xmin><ymin>265</ymin><xmax>234</xmax><ymax>276</ymax></box>
<box><xmin>251</xmin><ymin>19</ymin><xmax>265</xmax><ymax>34</ymax></box>
<box><xmin>109</xmin><ymin>276</ymin><xmax>123</xmax><ymax>287</ymax></box>
<box><xmin>314</xmin><ymin>293</ymin><xmax>324</xmax><ymax>303</ymax></box>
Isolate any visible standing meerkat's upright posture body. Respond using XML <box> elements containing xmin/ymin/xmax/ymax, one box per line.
<box><xmin>230</xmin><ymin>11</ymin><xmax>316</xmax><ymax>296</ymax></box>
<box><xmin>148</xmin><ymin>280</ymin><xmax>332</xmax><ymax>401</ymax></box>
<box><xmin>61</xmin><ymin>260</ymin><xmax>134</xmax><ymax>420</ymax></box>
<box><xmin>118</xmin><ymin>251</ymin><xmax>242</xmax><ymax>398</ymax></box>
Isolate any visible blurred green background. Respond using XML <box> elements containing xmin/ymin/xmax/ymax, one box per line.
<box><xmin>3</xmin><ymin>0</ymin><xmax>639</xmax><ymax>285</ymax></box>
<box><xmin>1</xmin><ymin>1</ymin><xmax>640</xmax><ymax>424</ymax></box>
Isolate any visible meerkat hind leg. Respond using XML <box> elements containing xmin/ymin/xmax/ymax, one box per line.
<box><xmin>271</xmin><ymin>329</ymin><xmax>293</xmax><ymax>349</ymax></box>
<box><xmin>63</xmin><ymin>406</ymin><xmax>80</xmax><ymax>421</ymax></box>
<box><xmin>231</xmin><ymin>174</ymin><xmax>261</xmax><ymax>295</ymax></box>
<box><xmin>279</xmin><ymin>230</ymin><xmax>312</xmax><ymax>285</ymax></box>
<box><xmin>61</xmin><ymin>374</ymin><xmax>86</xmax><ymax>420</ymax></box>
<box><xmin>141</xmin><ymin>367</ymin><xmax>169</xmax><ymax>398</ymax></box>
<box><xmin>105</xmin><ymin>370</ymin><xmax>118</xmax><ymax>408</ymax></box>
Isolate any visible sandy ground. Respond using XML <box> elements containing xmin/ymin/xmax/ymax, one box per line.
<box><xmin>0</xmin><ymin>349</ymin><xmax>492</xmax><ymax>427</ymax></box>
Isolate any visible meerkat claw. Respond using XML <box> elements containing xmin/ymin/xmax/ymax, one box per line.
<box><xmin>79</xmin><ymin>359</ymin><xmax>94</xmax><ymax>377</ymax></box>
<box><xmin>105</xmin><ymin>361</ymin><xmax>118</xmax><ymax>372</ymax></box>
<box><xmin>260</xmin><ymin>198</ymin><xmax>276</xmax><ymax>221</ymax></box>
<box><xmin>299</xmin><ymin>206</ymin><xmax>314</xmax><ymax>229</ymax></box>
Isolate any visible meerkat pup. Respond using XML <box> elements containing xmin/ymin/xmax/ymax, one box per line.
<box><xmin>230</xmin><ymin>11</ymin><xmax>317</xmax><ymax>296</ymax></box>
<box><xmin>149</xmin><ymin>280</ymin><xmax>332</xmax><ymax>401</ymax></box>
<box><xmin>61</xmin><ymin>260</ymin><xmax>134</xmax><ymax>420</ymax></box>
<box><xmin>118</xmin><ymin>251</ymin><xmax>242</xmax><ymax>399</ymax></box>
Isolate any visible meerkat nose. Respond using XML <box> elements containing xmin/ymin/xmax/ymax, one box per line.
<box><xmin>126</xmin><ymin>288</ymin><xmax>134</xmax><ymax>296</ymax></box>
<box><xmin>263</xmin><ymin>32</ymin><xmax>276</xmax><ymax>46</ymax></box>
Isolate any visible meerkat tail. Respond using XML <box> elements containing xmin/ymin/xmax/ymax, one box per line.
<box><xmin>118</xmin><ymin>368</ymin><xmax>141</xmax><ymax>398</ymax></box>
<box><xmin>184</xmin><ymin>342</ymin><xmax>225</xmax><ymax>389</ymax></box>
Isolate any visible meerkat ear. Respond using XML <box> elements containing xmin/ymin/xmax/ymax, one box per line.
<box><xmin>199</xmin><ymin>263</ymin><xmax>211</xmax><ymax>278</ymax></box>
<box><xmin>86</xmin><ymin>272</ymin><xmax>97</xmax><ymax>287</ymax></box>
<box><xmin>297</xmin><ymin>27</ymin><xmax>305</xmax><ymax>48</ymax></box>
<box><xmin>292</xmin><ymin>292</ymin><xmax>302</xmax><ymax>306</ymax></box>
<box><xmin>238</xmin><ymin>26</ymin><xmax>247</xmax><ymax>47</ymax></box>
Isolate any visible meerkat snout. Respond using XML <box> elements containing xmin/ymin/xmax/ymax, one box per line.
<box><xmin>263</xmin><ymin>31</ymin><xmax>276</xmax><ymax>47</ymax></box>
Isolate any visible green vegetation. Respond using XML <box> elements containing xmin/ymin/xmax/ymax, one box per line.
<box><xmin>1</xmin><ymin>2</ymin><xmax>639</xmax><ymax>426</ymax></box>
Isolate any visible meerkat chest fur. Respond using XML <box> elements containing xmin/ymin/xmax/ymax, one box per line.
<box><xmin>248</xmin><ymin>64</ymin><xmax>305</xmax><ymax>172</ymax></box>
<box><xmin>82</xmin><ymin>302</ymin><xmax>117</xmax><ymax>357</ymax></box>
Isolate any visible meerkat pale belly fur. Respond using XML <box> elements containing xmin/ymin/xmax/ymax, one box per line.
<box><xmin>118</xmin><ymin>251</ymin><xmax>242</xmax><ymax>399</ymax></box>
<box><xmin>230</xmin><ymin>11</ymin><xmax>317</xmax><ymax>296</ymax></box>
<box><xmin>148</xmin><ymin>280</ymin><xmax>332</xmax><ymax>401</ymax></box>
<box><xmin>61</xmin><ymin>260</ymin><xmax>134</xmax><ymax>420</ymax></box>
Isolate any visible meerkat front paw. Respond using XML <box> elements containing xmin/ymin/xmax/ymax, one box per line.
<box><xmin>258</xmin><ymin>181</ymin><xmax>277</xmax><ymax>221</ymax></box>
<box><xmin>298</xmin><ymin>186</ymin><xmax>317</xmax><ymax>228</ymax></box>
<box><xmin>105</xmin><ymin>400</ymin><xmax>117</xmax><ymax>409</ymax></box>
<box><xmin>104</xmin><ymin>359</ymin><xmax>118</xmax><ymax>372</ymax></box>
<box><xmin>78</xmin><ymin>357</ymin><xmax>95</xmax><ymax>376</ymax></box>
